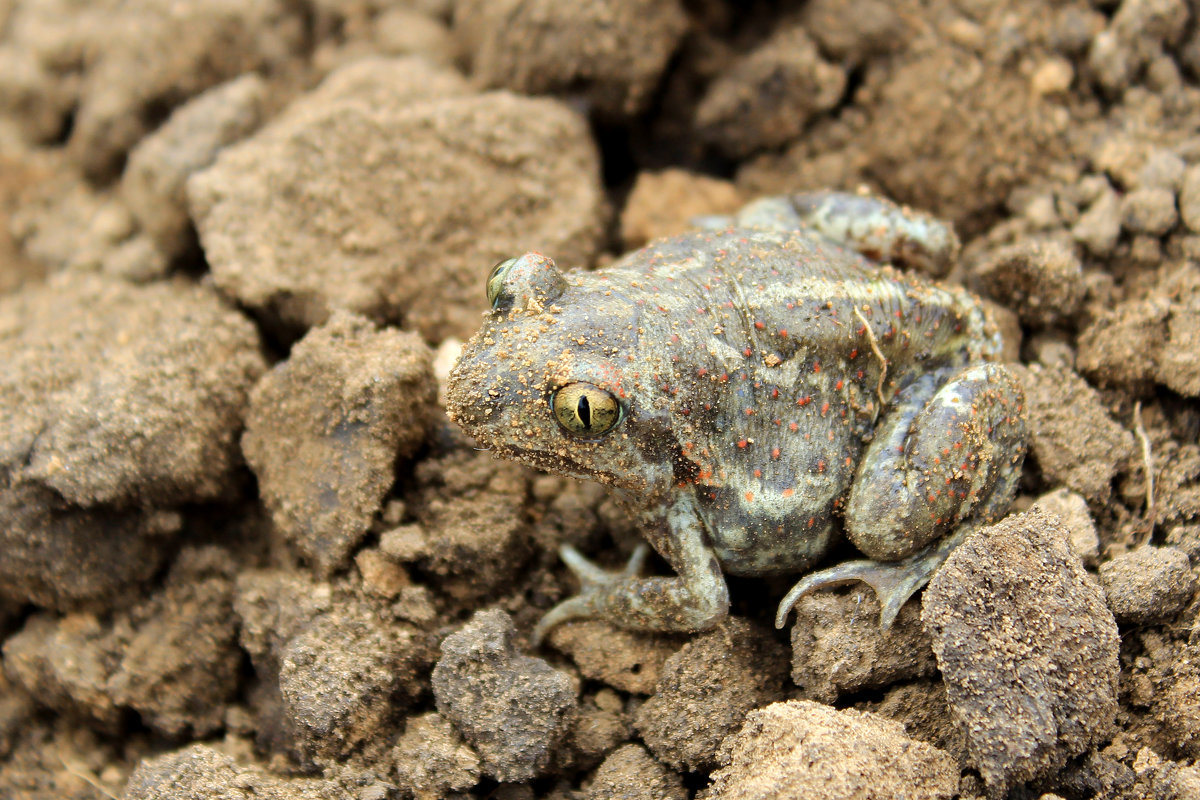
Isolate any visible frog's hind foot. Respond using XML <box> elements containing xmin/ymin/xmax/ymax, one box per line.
<box><xmin>774</xmin><ymin>526</ymin><xmax>970</xmax><ymax>631</ymax></box>
<box><xmin>531</xmin><ymin>544</ymin><xmax>649</xmax><ymax>646</ymax></box>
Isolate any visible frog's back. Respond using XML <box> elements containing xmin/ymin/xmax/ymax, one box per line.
<box><xmin>599</xmin><ymin>226</ymin><xmax>995</xmax><ymax>374</ymax></box>
<box><xmin>591</xmin><ymin>226</ymin><xmax>997</xmax><ymax>575</ymax></box>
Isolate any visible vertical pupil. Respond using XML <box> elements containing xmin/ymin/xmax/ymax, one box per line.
<box><xmin>577</xmin><ymin>395</ymin><xmax>591</xmax><ymax>428</ymax></box>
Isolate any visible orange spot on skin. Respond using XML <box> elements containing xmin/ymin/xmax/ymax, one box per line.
<box><xmin>782</xmin><ymin>488</ymin><xmax>795</xmax><ymax>497</ymax></box>
<box><xmin>697</xmin><ymin>367</ymin><xmax>708</xmax><ymax>377</ymax></box>
<box><xmin>743</xmin><ymin>347</ymin><xmax>753</xmax><ymax>357</ymax></box>
<box><xmin>813</xmin><ymin>362</ymin><xmax>821</xmax><ymax>373</ymax></box>
<box><xmin>835</xmin><ymin>379</ymin><xmax>844</xmax><ymax>390</ymax></box>
<box><xmin>754</xmin><ymin>469</ymin><xmax>762</xmax><ymax>478</ymax></box>
<box><xmin>771</xmin><ymin>447</ymin><xmax>781</xmax><ymax>460</ymax></box>
<box><xmin>817</xmin><ymin>460</ymin><xmax>826</xmax><ymax>473</ymax></box>
<box><xmin>737</xmin><ymin>439</ymin><xmax>749</xmax><ymax>449</ymax></box>
<box><xmin>788</xmin><ymin>422</ymin><xmax>799</xmax><ymax>432</ymax></box>
<box><xmin>820</xmin><ymin>402</ymin><xmax>830</xmax><ymax>416</ymax></box>
<box><xmin>779</xmin><ymin>329</ymin><xmax>788</xmax><ymax>337</ymax></box>
<box><xmin>745</xmin><ymin>491</ymin><xmax>754</xmax><ymax>502</ymax></box>
<box><xmin>754</xmin><ymin>321</ymin><xmax>765</xmax><ymax>330</ymax></box>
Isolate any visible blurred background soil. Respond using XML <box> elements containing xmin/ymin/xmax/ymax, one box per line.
<box><xmin>2</xmin><ymin>0</ymin><xmax>1200</xmax><ymax>798</ymax></box>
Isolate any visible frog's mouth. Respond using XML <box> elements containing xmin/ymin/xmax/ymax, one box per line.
<box><xmin>486</xmin><ymin>441</ymin><xmax>640</xmax><ymax>491</ymax></box>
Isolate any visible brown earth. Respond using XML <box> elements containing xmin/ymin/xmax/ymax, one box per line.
<box><xmin>2</xmin><ymin>0</ymin><xmax>1200</xmax><ymax>798</ymax></box>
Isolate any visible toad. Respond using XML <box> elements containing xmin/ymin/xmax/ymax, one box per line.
<box><xmin>446</xmin><ymin>192</ymin><xmax>1027</xmax><ymax>643</ymax></box>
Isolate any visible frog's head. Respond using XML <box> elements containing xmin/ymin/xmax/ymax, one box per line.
<box><xmin>446</xmin><ymin>253</ymin><xmax>674</xmax><ymax>496</ymax></box>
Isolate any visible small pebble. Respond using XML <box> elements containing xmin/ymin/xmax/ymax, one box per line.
<box><xmin>1166</xmin><ymin>525</ymin><xmax>1200</xmax><ymax>563</ymax></box>
<box><xmin>1031</xmin><ymin>57</ymin><xmax>1073</xmax><ymax>95</ymax></box>
<box><xmin>1179</xmin><ymin>165</ymin><xmax>1200</xmax><ymax>234</ymax></box>
<box><xmin>1138</xmin><ymin>149</ymin><xmax>1186</xmax><ymax>192</ymax></box>
<box><xmin>1073</xmin><ymin>187</ymin><xmax>1122</xmax><ymax>255</ymax></box>
<box><xmin>1033</xmin><ymin>488</ymin><xmax>1100</xmax><ymax>566</ymax></box>
<box><xmin>1121</xmin><ymin>187</ymin><xmax>1178</xmax><ymax>237</ymax></box>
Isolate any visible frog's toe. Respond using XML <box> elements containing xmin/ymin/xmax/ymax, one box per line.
<box><xmin>774</xmin><ymin>527</ymin><xmax>969</xmax><ymax>631</ymax></box>
<box><xmin>532</xmin><ymin>595</ymin><xmax>596</xmax><ymax>646</ymax></box>
<box><xmin>533</xmin><ymin>544</ymin><xmax>650</xmax><ymax>646</ymax></box>
<box><xmin>559</xmin><ymin>543</ymin><xmax>648</xmax><ymax>587</ymax></box>
<box><xmin>774</xmin><ymin>558</ymin><xmax>926</xmax><ymax>631</ymax></box>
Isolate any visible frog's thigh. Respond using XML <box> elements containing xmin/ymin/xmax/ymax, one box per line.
<box><xmin>845</xmin><ymin>363</ymin><xmax>1026</xmax><ymax>561</ymax></box>
<box><xmin>786</xmin><ymin>191</ymin><xmax>960</xmax><ymax>275</ymax></box>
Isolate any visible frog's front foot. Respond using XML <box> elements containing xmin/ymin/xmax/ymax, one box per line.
<box><xmin>774</xmin><ymin>526</ymin><xmax>969</xmax><ymax>631</ymax></box>
<box><xmin>531</xmin><ymin>543</ymin><xmax>649</xmax><ymax>646</ymax></box>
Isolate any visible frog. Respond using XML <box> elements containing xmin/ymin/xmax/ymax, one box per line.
<box><xmin>445</xmin><ymin>191</ymin><xmax>1027</xmax><ymax>645</ymax></box>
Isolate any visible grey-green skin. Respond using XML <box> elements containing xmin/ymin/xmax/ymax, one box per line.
<box><xmin>446</xmin><ymin>192</ymin><xmax>1027</xmax><ymax>644</ymax></box>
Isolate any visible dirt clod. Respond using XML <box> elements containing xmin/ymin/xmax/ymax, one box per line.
<box><xmin>4</xmin><ymin>547</ymin><xmax>240</xmax><ymax>737</ymax></box>
<box><xmin>547</xmin><ymin>621</ymin><xmax>683</xmax><ymax>695</ymax></box>
<box><xmin>1</xmin><ymin>274</ymin><xmax>265</xmax><ymax>509</ymax></box>
<box><xmin>1011</xmin><ymin>363</ymin><xmax>1136</xmax><ymax>503</ymax></box>
<box><xmin>634</xmin><ymin>617</ymin><xmax>787</xmax><ymax>772</ymax></box>
<box><xmin>242</xmin><ymin>311</ymin><xmax>437</xmax><ymax>576</ymax></box>
<box><xmin>431</xmin><ymin>609</ymin><xmax>577</xmax><ymax>783</ymax></box>
<box><xmin>121</xmin><ymin>74</ymin><xmax>268</xmax><ymax>259</ymax></box>
<box><xmin>278</xmin><ymin>603</ymin><xmax>427</xmax><ymax>764</ymax></box>
<box><xmin>695</xmin><ymin>23</ymin><xmax>846</xmax><ymax>158</ymax></box>
<box><xmin>189</xmin><ymin>59</ymin><xmax>605</xmax><ymax>341</ymax></box>
<box><xmin>392</xmin><ymin>712</ymin><xmax>481</xmax><ymax>800</ymax></box>
<box><xmin>0</xmin><ymin>0</ymin><xmax>304</xmax><ymax>180</ymax></box>
<box><xmin>922</xmin><ymin>509</ymin><xmax>1120</xmax><ymax>795</ymax></box>
<box><xmin>454</xmin><ymin>0</ymin><xmax>688</xmax><ymax>118</ymax></box>
<box><xmin>1033</xmin><ymin>488</ymin><xmax>1101</xmax><ymax>566</ymax></box>
<box><xmin>973</xmin><ymin>237</ymin><xmax>1084</xmax><ymax>327</ymax></box>
<box><xmin>789</xmin><ymin>588</ymin><xmax>937</xmax><ymax>703</ymax></box>
<box><xmin>0</xmin><ymin>483</ymin><xmax>179</xmax><ymax>611</ymax></box>
<box><xmin>1098</xmin><ymin>545</ymin><xmax>1196</xmax><ymax>625</ymax></box>
<box><xmin>123</xmin><ymin>743</ymin><xmax>347</xmax><ymax>800</ymax></box>
<box><xmin>585</xmin><ymin>744</ymin><xmax>686</xmax><ymax>800</ymax></box>
<box><xmin>699</xmin><ymin>700</ymin><xmax>959</xmax><ymax>800</ymax></box>
<box><xmin>619</xmin><ymin>169</ymin><xmax>743</xmax><ymax>251</ymax></box>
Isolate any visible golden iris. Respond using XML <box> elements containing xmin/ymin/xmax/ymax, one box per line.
<box><xmin>552</xmin><ymin>383</ymin><xmax>622</xmax><ymax>438</ymax></box>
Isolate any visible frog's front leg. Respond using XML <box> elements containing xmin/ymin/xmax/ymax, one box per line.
<box><xmin>532</xmin><ymin>491</ymin><xmax>729</xmax><ymax>645</ymax></box>
<box><xmin>776</xmin><ymin>363</ymin><xmax>1026</xmax><ymax>630</ymax></box>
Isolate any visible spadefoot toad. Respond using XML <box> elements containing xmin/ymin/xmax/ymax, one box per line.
<box><xmin>446</xmin><ymin>191</ymin><xmax>1027</xmax><ymax>643</ymax></box>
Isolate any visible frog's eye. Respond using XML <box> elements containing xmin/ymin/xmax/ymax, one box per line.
<box><xmin>551</xmin><ymin>383</ymin><xmax>623</xmax><ymax>438</ymax></box>
<box><xmin>487</xmin><ymin>257</ymin><xmax>520</xmax><ymax>309</ymax></box>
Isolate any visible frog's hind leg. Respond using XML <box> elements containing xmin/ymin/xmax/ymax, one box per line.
<box><xmin>775</xmin><ymin>362</ymin><xmax>1026</xmax><ymax>630</ymax></box>
<box><xmin>694</xmin><ymin>191</ymin><xmax>961</xmax><ymax>276</ymax></box>
<box><xmin>532</xmin><ymin>493</ymin><xmax>729</xmax><ymax>645</ymax></box>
